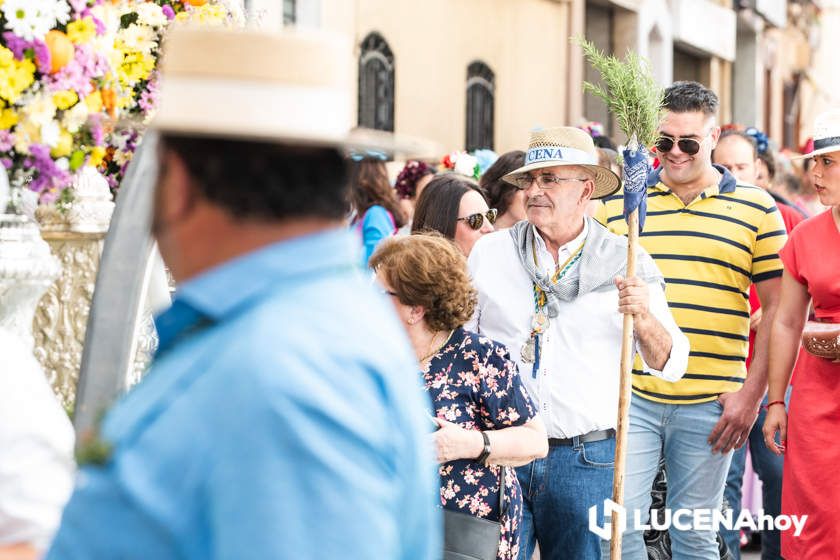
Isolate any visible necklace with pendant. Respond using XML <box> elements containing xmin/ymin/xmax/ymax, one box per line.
<box><xmin>520</xmin><ymin>237</ymin><xmax>584</xmax><ymax>371</ymax></box>
<box><xmin>421</xmin><ymin>329</ymin><xmax>455</xmax><ymax>363</ymax></box>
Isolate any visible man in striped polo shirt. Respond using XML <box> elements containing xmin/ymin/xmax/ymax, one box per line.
<box><xmin>597</xmin><ymin>81</ymin><xmax>786</xmax><ymax>558</ymax></box>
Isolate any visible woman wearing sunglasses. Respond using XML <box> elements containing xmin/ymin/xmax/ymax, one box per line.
<box><xmin>370</xmin><ymin>234</ymin><xmax>547</xmax><ymax>560</ymax></box>
<box><xmin>412</xmin><ymin>174</ymin><xmax>496</xmax><ymax>256</ymax></box>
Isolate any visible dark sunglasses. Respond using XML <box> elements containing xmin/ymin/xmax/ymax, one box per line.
<box><xmin>654</xmin><ymin>135</ymin><xmax>703</xmax><ymax>156</ymax></box>
<box><xmin>457</xmin><ymin>209</ymin><xmax>497</xmax><ymax>230</ymax></box>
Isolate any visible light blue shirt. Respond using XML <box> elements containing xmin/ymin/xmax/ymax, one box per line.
<box><xmin>47</xmin><ymin>228</ymin><xmax>440</xmax><ymax>559</ymax></box>
<box><xmin>357</xmin><ymin>205</ymin><xmax>395</xmax><ymax>266</ymax></box>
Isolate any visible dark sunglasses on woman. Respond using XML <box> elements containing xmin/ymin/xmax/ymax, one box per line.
<box><xmin>457</xmin><ymin>209</ymin><xmax>498</xmax><ymax>230</ymax></box>
<box><xmin>654</xmin><ymin>135</ymin><xmax>703</xmax><ymax>156</ymax></box>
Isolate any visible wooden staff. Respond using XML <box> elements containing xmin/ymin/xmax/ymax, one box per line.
<box><xmin>611</xmin><ymin>207</ymin><xmax>639</xmax><ymax>559</ymax></box>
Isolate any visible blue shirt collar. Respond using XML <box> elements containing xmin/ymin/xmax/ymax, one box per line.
<box><xmin>154</xmin><ymin>228</ymin><xmax>362</xmax><ymax>355</ymax></box>
<box><xmin>647</xmin><ymin>163</ymin><xmax>737</xmax><ymax>194</ymax></box>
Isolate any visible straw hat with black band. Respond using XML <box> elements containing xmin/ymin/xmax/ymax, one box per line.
<box><xmin>501</xmin><ymin>127</ymin><xmax>621</xmax><ymax>199</ymax></box>
<box><xmin>795</xmin><ymin>109</ymin><xmax>840</xmax><ymax>159</ymax></box>
<box><xmin>150</xmin><ymin>25</ymin><xmax>436</xmax><ymax>157</ymax></box>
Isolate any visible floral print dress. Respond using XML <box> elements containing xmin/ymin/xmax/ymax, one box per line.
<box><xmin>423</xmin><ymin>327</ymin><xmax>537</xmax><ymax>560</ymax></box>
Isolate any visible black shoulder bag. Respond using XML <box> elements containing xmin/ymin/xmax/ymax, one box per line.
<box><xmin>442</xmin><ymin>464</ymin><xmax>506</xmax><ymax>560</ymax></box>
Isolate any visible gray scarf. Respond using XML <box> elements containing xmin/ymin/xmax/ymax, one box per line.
<box><xmin>509</xmin><ymin>217</ymin><xmax>664</xmax><ymax>318</ymax></box>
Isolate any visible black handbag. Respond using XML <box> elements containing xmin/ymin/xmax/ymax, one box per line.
<box><xmin>442</xmin><ymin>465</ymin><xmax>506</xmax><ymax>560</ymax></box>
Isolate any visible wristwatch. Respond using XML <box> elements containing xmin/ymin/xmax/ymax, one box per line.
<box><xmin>475</xmin><ymin>431</ymin><xmax>491</xmax><ymax>465</ymax></box>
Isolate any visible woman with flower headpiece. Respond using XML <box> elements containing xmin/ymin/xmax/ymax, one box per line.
<box><xmin>763</xmin><ymin>110</ymin><xmax>840</xmax><ymax>559</ymax></box>
<box><xmin>348</xmin><ymin>155</ymin><xmax>407</xmax><ymax>266</ymax></box>
<box><xmin>394</xmin><ymin>160</ymin><xmax>435</xmax><ymax>234</ymax></box>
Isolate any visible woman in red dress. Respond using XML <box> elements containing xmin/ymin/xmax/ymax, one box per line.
<box><xmin>763</xmin><ymin>110</ymin><xmax>840</xmax><ymax>559</ymax></box>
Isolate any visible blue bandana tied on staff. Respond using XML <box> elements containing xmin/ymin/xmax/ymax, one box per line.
<box><xmin>622</xmin><ymin>146</ymin><xmax>649</xmax><ymax>231</ymax></box>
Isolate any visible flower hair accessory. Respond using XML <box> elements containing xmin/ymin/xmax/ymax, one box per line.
<box><xmin>580</xmin><ymin>121</ymin><xmax>605</xmax><ymax>138</ymax></box>
<box><xmin>395</xmin><ymin>160</ymin><xmax>433</xmax><ymax>199</ymax></box>
<box><xmin>744</xmin><ymin>127</ymin><xmax>769</xmax><ymax>155</ymax></box>
<box><xmin>441</xmin><ymin>151</ymin><xmax>480</xmax><ymax>180</ymax></box>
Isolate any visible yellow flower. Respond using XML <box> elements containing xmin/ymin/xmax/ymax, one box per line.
<box><xmin>85</xmin><ymin>90</ymin><xmax>103</xmax><ymax>114</ymax></box>
<box><xmin>180</xmin><ymin>4</ymin><xmax>228</xmax><ymax>25</ymax></box>
<box><xmin>50</xmin><ymin>129</ymin><xmax>74</xmax><ymax>158</ymax></box>
<box><xmin>67</xmin><ymin>17</ymin><xmax>97</xmax><ymax>45</ymax></box>
<box><xmin>14</xmin><ymin>120</ymin><xmax>40</xmax><ymax>154</ymax></box>
<box><xmin>117</xmin><ymin>51</ymin><xmax>155</xmax><ymax>86</ymax></box>
<box><xmin>0</xmin><ymin>107</ymin><xmax>18</xmax><ymax>129</ymax></box>
<box><xmin>0</xmin><ymin>47</ymin><xmax>36</xmax><ymax>105</ymax></box>
<box><xmin>53</xmin><ymin>90</ymin><xmax>79</xmax><ymax>111</ymax></box>
<box><xmin>88</xmin><ymin>146</ymin><xmax>106</xmax><ymax>168</ymax></box>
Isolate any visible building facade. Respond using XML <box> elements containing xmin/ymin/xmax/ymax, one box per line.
<box><xmin>243</xmin><ymin>0</ymin><xmax>825</xmax><ymax>153</ymax></box>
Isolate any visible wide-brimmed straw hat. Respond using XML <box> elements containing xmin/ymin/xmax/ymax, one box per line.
<box><xmin>502</xmin><ymin>127</ymin><xmax>620</xmax><ymax>199</ymax></box>
<box><xmin>151</xmin><ymin>26</ymin><xmax>435</xmax><ymax>156</ymax></box>
<box><xmin>795</xmin><ymin>109</ymin><xmax>840</xmax><ymax>159</ymax></box>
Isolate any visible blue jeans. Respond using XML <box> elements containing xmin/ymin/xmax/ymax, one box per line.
<box><xmin>621</xmin><ymin>396</ymin><xmax>733</xmax><ymax>560</ymax></box>
<box><xmin>722</xmin><ymin>389</ymin><xmax>790</xmax><ymax>560</ymax></box>
<box><xmin>516</xmin><ymin>436</ymin><xmax>614</xmax><ymax>560</ymax></box>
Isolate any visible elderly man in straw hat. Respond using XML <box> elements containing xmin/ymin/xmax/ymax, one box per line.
<box><xmin>466</xmin><ymin>127</ymin><xmax>689</xmax><ymax>560</ymax></box>
<box><xmin>45</xmin><ymin>27</ymin><xmax>439</xmax><ymax>559</ymax></box>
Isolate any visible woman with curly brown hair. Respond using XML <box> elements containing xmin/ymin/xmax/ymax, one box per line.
<box><xmin>370</xmin><ymin>234</ymin><xmax>547</xmax><ymax>560</ymax></box>
<box><xmin>348</xmin><ymin>157</ymin><xmax>407</xmax><ymax>265</ymax></box>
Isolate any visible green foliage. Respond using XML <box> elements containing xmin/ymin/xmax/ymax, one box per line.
<box><xmin>575</xmin><ymin>37</ymin><xmax>664</xmax><ymax>149</ymax></box>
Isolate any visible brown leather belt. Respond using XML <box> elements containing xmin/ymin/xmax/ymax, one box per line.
<box><xmin>548</xmin><ymin>428</ymin><xmax>615</xmax><ymax>446</ymax></box>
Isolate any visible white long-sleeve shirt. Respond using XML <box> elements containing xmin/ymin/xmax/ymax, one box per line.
<box><xmin>466</xmin><ymin>222</ymin><xmax>689</xmax><ymax>439</ymax></box>
<box><xmin>0</xmin><ymin>328</ymin><xmax>75</xmax><ymax>551</ymax></box>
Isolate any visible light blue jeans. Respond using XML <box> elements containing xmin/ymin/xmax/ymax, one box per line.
<box><xmin>620</xmin><ymin>395</ymin><xmax>733</xmax><ymax>559</ymax></box>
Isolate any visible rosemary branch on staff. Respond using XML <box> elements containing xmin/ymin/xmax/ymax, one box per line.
<box><xmin>574</xmin><ymin>37</ymin><xmax>664</xmax><ymax>149</ymax></box>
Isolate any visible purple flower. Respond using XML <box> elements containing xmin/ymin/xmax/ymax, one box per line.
<box><xmin>1</xmin><ymin>158</ymin><xmax>13</xmax><ymax>170</ymax></box>
<box><xmin>162</xmin><ymin>4</ymin><xmax>176</xmax><ymax>20</ymax></box>
<box><xmin>2</xmin><ymin>33</ymin><xmax>51</xmax><ymax>74</ymax></box>
<box><xmin>26</xmin><ymin>144</ymin><xmax>72</xmax><ymax>198</ymax></box>
<box><xmin>45</xmin><ymin>43</ymin><xmax>109</xmax><ymax>96</ymax></box>
<box><xmin>89</xmin><ymin>115</ymin><xmax>104</xmax><ymax>146</ymax></box>
<box><xmin>3</xmin><ymin>32</ymin><xmax>29</xmax><ymax>59</ymax></box>
<box><xmin>0</xmin><ymin>130</ymin><xmax>16</xmax><ymax>153</ymax></box>
<box><xmin>32</xmin><ymin>40</ymin><xmax>51</xmax><ymax>74</ymax></box>
<box><xmin>138</xmin><ymin>73</ymin><xmax>160</xmax><ymax>113</ymax></box>
<box><xmin>69</xmin><ymin>0</ymin><xmax>87</xmax><ymax>16</ymax></box>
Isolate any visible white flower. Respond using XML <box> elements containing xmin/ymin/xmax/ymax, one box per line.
<box><xmin>116</xmin><ymin>23</ymin><xmax>158</xmax><ymax>55</ymax></box>
<box><xmin>40</xmin><ymin>120</ymin><xmax>60</xmax><ymax>148</ymax></box>
<box><xmin>62</xmin><ymin>101</ymin><xmax>89</xmax><ymax>133</ymax></box>
<box><xmin>42</xmin><ymin>0</ymin><xmax>71</xmax><ymax>25</ymax></box>
<box><xmin>22</xmin><ymin>93</ymin><xmax>57</xmax><ymax>128</ymax></box>
<box><xmin>3</xmin><ymin>0</ymin><xmax>51</xmax><ymax>41</ymax></box>
<box><xmin>1</xmin><ymin>0</ymin><xmax>71</xmax><ymax>41</ymax></box>
<box><xmin>55</xmin><ymin>157</ymin><xmax>69</xmax><ymax>171</ymax></box>
<box><xmin>454</xmin><ymin>153</ymin><xmax>479</xmax><ymax>178</ymax></box>
<box><xmin>134</xmin><ymin>3</ymin><xmax>167</xmax><ymax>27</ymax></box>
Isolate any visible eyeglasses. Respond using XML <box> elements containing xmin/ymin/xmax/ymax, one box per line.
<box><xmin>654</xmin><ymin>132</ymin><xmax>710</xmax><ymax>156</ymax></box>
<box><xmin>513</xmin><ymin>174</ymin><xmax>590</xmax><ymax>190</ymax></box>
<box><xmin>457</xmin><ymin>208</ymin><xmax>498</xmax><ymax>230</ymax></box>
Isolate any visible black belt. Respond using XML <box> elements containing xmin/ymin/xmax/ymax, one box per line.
<box><xmin>548</xmin><ymin>428</ymin><xmax>615</xmax><ymax>446</ymax></box>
